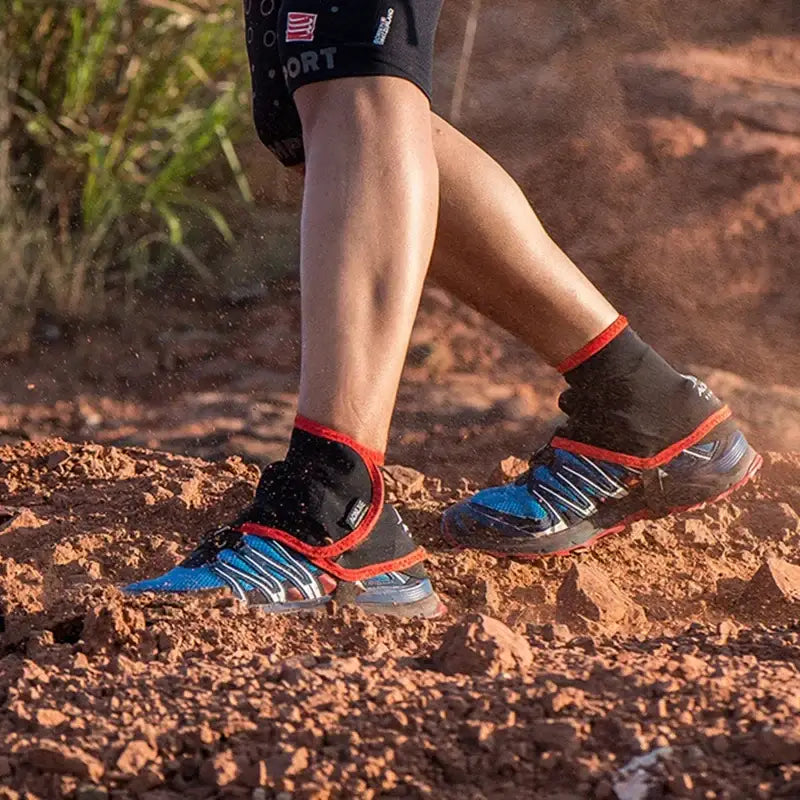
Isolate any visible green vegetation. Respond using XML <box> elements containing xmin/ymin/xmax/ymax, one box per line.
<box><xmin>0</xmin><ymin>0</ymin><xmax>252</xmax><ymax>335</ymax></box>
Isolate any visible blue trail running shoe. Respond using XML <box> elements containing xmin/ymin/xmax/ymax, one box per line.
<box><xmin>442</xmin><ymin>424</ymin><xmax>762</xmax><ymax>558</ymax></box>
<box><xmin>126</xmin><ymin>418</ymin><xmax>445</xmax><ymax>618</ymax></box>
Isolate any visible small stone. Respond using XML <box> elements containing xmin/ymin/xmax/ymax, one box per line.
<box><xmin>46</xmin><ymin>450</ymin><xmax>70</xmax><ymax>469</ymax></box>
<box><xmin>683</xmin><ymin>518</ymin><xmax>716</xmax><ymax>547</ymax></box>
<box><xmin>488</xmin><ymin>456</ymin><xmax>529</xmax><ymax>485</ymax></box>
<box><xmin>24</xmin><ymin>741</ymin><xmax>104</xmax><ymax>782</ymax></box>
<box><xmin>745</xmin><ymin>724</ymin><xmax>800</xmax><ymax>766</ymax></box>
<box><xmin>116</xmin><ymin>740</ymin><xmax>157</xmax><ymax>775</ymax></box>
<box><xmin>252</xmin><ymin>790</ymin><xmax>268</xmax><ymax>800</ymax></box>
<box><xmin>540</xmin><ymin>622</ymin><xmax>571</xmax><ymax>642</ymax></box>
<box><xmin>677</xmin><ymin>654</ymin><xmax>706</xmax><ymax>681</ymax></box>
<box><xmin>742</xmin><ymin>559</ymin><xmax>800</xmax><ymax>614</ymax></box>
<box><xmin>75</xmin><ymin>786</ymin><xmax>109</xmax><ymax>800</ymax></box>
<box><xmin>431</xmin><ymin>614</ymin><xmax>533</xmax><ymax>676</ymax></box>
<box><xmin>528</xmin><ymin>719</ymin><xmax>581</xmax><ymax>753</ymax></box>
<box><xmin>266</xmin><ymin>747</ymin><xmax>309</xmax><ymax>781</ymax></box>
<box><xmin>479</xmin><ymin>577</ymin><xmax>502</xmax><ymax>615</ymax></box>
<box><xmin>569</xmin><ymin>635</ymin><xmax>597</xmax><ymax>656</ymax></box>
<box><xmin>739</xmin><ymin>502</ymin><xmax>800</xmax><ymax>538</ymax></box>
<box><xmin>556</xmin><ymin>563</ymin><xmax>646</xmax><ymax>635</ymax></box>
<box><xmin>199</xmin><ymin>750</ymin><xmax>240</xmax><ymax>787</ymax></box>
<box><xmin>381</xmin><ymin>464</ymin><xmax>426</xmax><ymax>501</ymax></box>
<box><xmin>717</xmin><ymin>619</ymin><xmax>738</xmax><ymax>644</ymax></box>
<box><xmin>34</xmin><ymin>708</ymin><xmax>68</xmax><ymax>728</ymax></box>
<box><xmin>73</xmin><ymin>652</ymin><xmax>90</xmax><ymax>670</ymax></box>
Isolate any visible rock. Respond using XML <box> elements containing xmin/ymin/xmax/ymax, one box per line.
<box><xmin>82</xmin><ymin>599</ymin><xmax>146</xmax><ymax>653</ymax></box>
<box><xmin>116</xmin><ymin>740</ymin><xmax>157</xmax><ymax>775</ymax></box>
<box><xmin>540</xmin><ymin>623</ymin><xmax>571</xmax><ymax>642</ymax></box>
<box><xmin>478</xmin><ymin>577</ymin><xmax>502</xmax><ymax>615</ymax></box>
<box><xmin>75</xmin><ymin>786</ymin><xmax>109</xmax><ymax>800</ymax></box>
<box><xmin>683</xmin><ymin>518</ymin><xmax>716</xmax><ymax>547</ymax></box>
<box><xmin>556</xmin><ymin>563</ymin><xmax>646</xmax><ymax>635</ymax></box>
<box><xmin>381</xmin><ymin>464</ymin><xmax>426</xmax><ymax>501</ymax></box>
<box><xmin>676</xmin><ymin>654</ymin><xmax>706</xmax><ymax>681</ymax></box>
<box><xmin>744</xmin><ymin>724</ymin><xmax>800</xmax><ymax>766</ymax></box>
<box><xmin>0</xmin><ymin>506</ymin><xmax>46</xmax><ymax>533</ymax></box>
<box><xmin>488</xmin><ymin>456</ymin><xmax>529</xmax><ymax>485</ymax></box>
<box><xmin>199</xmin><ymin>750</ymin><xmax>241</xmax><ymax>787</ymax></box>
<box><xmin>34</xmin><ymin>708</ymin><xmax>67</xmax><ymax>728</ymax></box>
<box><xmin>637</xmin><ymin>116</ymin><xmax>707</xmax><ymax>160</ymax></box>
<box><xmin>24</xmin><ymin>741</ymin><xmax>104</xmax><ymax>782</ymax></box>
<box><xmin>528</xmin><ymin>719</ymin><xmax>581</xmax><ymax>753</ymax></box>
<box><xmin>266</xmin><ymin>747</ymin><xmax>309</xmax><ymax>781</ymax></box>
<box><xmin>741</xmin><ymin>559</ymin><xmax>800</xmax><ymax>615</ymax></box>
<box><xmin>739</xmin><ymin>502</ymin><xmax>800</xmax><ymax>538</ymax></box>
<box><xmin>46</xmin><ymin>450</ymin><xmax>70</xmax><ymax>469</ymax></box>
<box><xmin>431</xmin><ymin>614</ymin><xmax>533</xmax><ymax>676</ymax></box>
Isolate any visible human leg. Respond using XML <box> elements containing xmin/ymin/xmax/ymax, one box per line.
<box><xmin>126</xmin><ymin>0</ymin><xmax>444</xmax><ymax>616</ymax></box>
<box><xmin>428</xmin><ymin>114</ymin><xmax>617</xmax><ymax>366</ymax></box>
<box><xmin>428</xmin><ymin>119</ymin><xmax>760</xmax><ymax>556</ymax></box>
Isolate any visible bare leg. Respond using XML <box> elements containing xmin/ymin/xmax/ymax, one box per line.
<box><xmin>429</xmin><ymin>115</ymin><xmax>617</xmax><ymax>366</ymax></box>
<box><xmin>293</xmin><ymin>77</ymin><xmax>439</xmax><ymax>452</ymax></box>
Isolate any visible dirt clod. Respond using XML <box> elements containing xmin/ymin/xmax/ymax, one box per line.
<box><xmin>23</xmin><ymin>741</ymin><xmax>104</xmax><ymax>782</ymax></box>
<box><xmin>431</xmin><ymin>613</ymin><xmax>533</xmax><ymax>676</ymax></box>
<box><xmin>744</xmin><ymin>724</ymin><xmax>800</xmax><ymax>766</ymax></box>
<box><xmin>740</xmin><ymin>558</ymin><xmax>800</xmax><ymax>618</ymax></box>
<box><xmin>556</xmin><ymin>563</ymin><xmax>646</xmax><ymax>635</ymax></box>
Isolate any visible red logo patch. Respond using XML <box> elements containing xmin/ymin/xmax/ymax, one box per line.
<box><xmin>286</xmin><ymin>12</ymin><xmax>318</xmax><ymax>42</ymax></box>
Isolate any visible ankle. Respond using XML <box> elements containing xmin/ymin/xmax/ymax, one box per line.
<box><xmin>555</xmin><ymin>316</ymin><xmax>729</xmax><ymax>458</ymax></box>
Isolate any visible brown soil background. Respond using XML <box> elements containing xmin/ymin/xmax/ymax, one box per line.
<box><xmin>2</xmin><ymin>2</ymin><xmax>800</xmax><ymax>798</ymax></box>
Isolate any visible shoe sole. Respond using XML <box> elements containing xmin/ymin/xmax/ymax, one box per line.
<box><xmin>441</xmin><ymin>450</ymin><xmax>763</xmax><ymax>559</ymax></box>
<box><xmin>254</xmin><ymin>590</ymin><xmax>447</xmax><ymax>619</ymax></box>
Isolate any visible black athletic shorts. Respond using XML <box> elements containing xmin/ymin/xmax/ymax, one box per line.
<box><xmin>243</xmin><ymin>0</ymin><xmax>443</xmax><ymax>166</ymax></box>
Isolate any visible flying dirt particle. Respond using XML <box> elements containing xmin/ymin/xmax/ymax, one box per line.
<box><xmin>431</xmin><ymin>613</ymin><xmax>533</xmax><ymax>676</ymax></box>
<box><xmin>556</xmin><ymin>562</ymin><xmax>646</xmax><ymax>636</ymax></box>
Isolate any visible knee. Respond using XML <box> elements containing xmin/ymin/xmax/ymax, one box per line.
<box><xmin>294</xmin><ymin>76</ymin><xmax>430</xmax><ymax>146</ymax></box>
